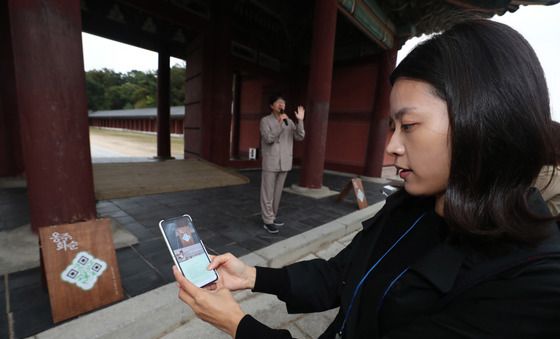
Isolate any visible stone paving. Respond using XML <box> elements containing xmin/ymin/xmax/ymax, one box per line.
<box><xmin>31</xmin><ymin>201</ymin><xmax>385</xmax><ymax>339</ymax></box>
<box><xmin>0</xmin><ymin>168</ymin><xmax>389</xmax><ymax>338</ymax></box>
<box><xmin>162</xmin><ymin>228</ymin><xmax>361</xmax><ymax>339</ymax></box>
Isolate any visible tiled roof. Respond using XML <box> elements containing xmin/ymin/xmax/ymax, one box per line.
<box><xmin>89</xmin><ymin>106</ymin><xmax>185</xmax><ymax>119</ymax></box>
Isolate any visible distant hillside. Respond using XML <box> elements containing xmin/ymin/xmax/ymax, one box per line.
<box><xmin>85</xmin><ymin>65</ymin><xmax>185</xmax><ymax>111</ymax></box>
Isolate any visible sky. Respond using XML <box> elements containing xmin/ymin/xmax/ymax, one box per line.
<box><xmin>81</xmin><ymin>34</ymin><xmax>186</xmax><ymax>72</ymax></box>
<box><xmin>82</xmin><ymin>4</ymin><xmax>559</xmax><ymax>121</ymax></box>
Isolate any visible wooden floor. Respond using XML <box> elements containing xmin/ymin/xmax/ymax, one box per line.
<box><xmin>88</xmin><ymin>127</ymin><xmax>248</xmax><ymax>200</ymax></box>
<box><xmin>93</xmin><ymin>159</ymin><xmax>249</xmax><ymax>200</ymax></box>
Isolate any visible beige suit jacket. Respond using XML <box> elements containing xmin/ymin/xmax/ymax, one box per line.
<box><xmin>260</xmin><ymin>113</ymin><xmax>305</xmax><ymax>172</ymax></box>
<box><xmin>535</xmin><ymin>165</ymin><xmax>560</xmax><ymax>216</ymax></box>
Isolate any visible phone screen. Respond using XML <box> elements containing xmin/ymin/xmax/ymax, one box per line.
<box><xmin>159</xmin><ymin>215</ymin><xmax>218</xmax><ymax>287</ymax></box>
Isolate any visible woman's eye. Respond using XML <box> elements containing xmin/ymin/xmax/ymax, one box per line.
<box><xmin>401</xmin><ymin>123</ymin><xmax>416</xmax><ymax>132</ymax></box>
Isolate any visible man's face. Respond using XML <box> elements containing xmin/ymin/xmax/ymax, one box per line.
<box><xmin>270</xmin><ymin>98</ymin><xmax>286</xmax><ymax>113</ymax></box>
<box><xmin>176</xmin><ymin>225</ymin><xmax>188</xmax><ymax>236</ymax></box>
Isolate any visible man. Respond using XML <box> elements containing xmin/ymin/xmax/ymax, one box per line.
<box><xmin>260</xmin><ymin>94</ymin><xmax>305</xmax><ymax>233</ymax></box>
<box><xmin>176</xmin><ymin>224</ymin><xmax>195</xmax><ymax>247</ymax></box>
<box><xmin>534</xmin><ymin>121</ymin><xmax>560</xmax><ymax>216</ymax></box>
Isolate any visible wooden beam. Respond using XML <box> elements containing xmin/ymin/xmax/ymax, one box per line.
<box><xmin>119</xmin><ymin>0</ymin><xmax>210</xmax><ymax>32</ymax></box>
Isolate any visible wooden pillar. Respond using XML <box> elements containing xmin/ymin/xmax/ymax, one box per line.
<box><xmin>8</xmin><ymin>0</ymin><xmax>96</xmax><ymax>231</ymax></box>
<box><xmin>183</xmin><ymin>36</ymin><xmax>205</xmax><ymax>158</ymax></box>
<box><xmin>188</xmin><ymin>0</ymin><xmax>232</xmax><ymax>165</ymax></box>
<box><xmin>0</xmin><ymin>0</ymin><xmax>24</xmax><ymax>177</ymax></box>
<box><xmin>364</xmin><ymin>49</ymin><xmax>397</xmax><ymax>177</ymax></box>
<box><xmin>156</xmin><ymin>48</ymin><xmax>172</xmax><ymax>159</ymax></box>
<box><xmin>299</xmin><ymin>0</ymin><xmax>338</xmax><ymax>188</ymax></box>
<box><xmin>208</xmin><ymin>1</ymin><xmax>233</xmax><ymax>165</ymax></box>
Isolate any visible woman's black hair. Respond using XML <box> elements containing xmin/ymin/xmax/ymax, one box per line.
<box><xmin>268</xmin><ymin>94</ymin><xmax>285</xmax><ymax>106</ymax></box>
<box><xmin>390</xmin><ymin>20</ymin><xmax>556</xmax><ymax>245</ymax></box>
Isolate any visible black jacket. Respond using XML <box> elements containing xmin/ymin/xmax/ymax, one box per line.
<box><xmin>237</xmin><ymin>190</ymin><xmax>560</xmax><ymax>338</ymax></box>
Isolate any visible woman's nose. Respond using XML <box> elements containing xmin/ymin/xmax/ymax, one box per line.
<box><xmin>386</xmin><ymin>131</ymin><xmax>405</xmax><ymax>156</ymax></box>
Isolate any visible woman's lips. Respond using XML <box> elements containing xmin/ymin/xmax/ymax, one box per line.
<box><xmin>399</xmin><ymin>169</ymin><xmax>412</xmax><ymax>179</ymax></box>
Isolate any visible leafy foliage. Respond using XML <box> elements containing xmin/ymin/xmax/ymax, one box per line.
<box><xmin>85</xmin><ymin>64</ymin><xmax>185</xmax><ymax>111</ymax></box>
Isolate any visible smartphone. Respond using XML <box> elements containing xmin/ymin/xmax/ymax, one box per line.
<box><xmin>159</xmin><ymin>214</ymin><xmax>218</xmax><ymax>287</ymax></box>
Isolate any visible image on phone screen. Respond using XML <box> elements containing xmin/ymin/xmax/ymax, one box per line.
<box><xmin>159</xmin><ymin>215</ymin><xmax>218</xmax><ymax>287</ymax></box>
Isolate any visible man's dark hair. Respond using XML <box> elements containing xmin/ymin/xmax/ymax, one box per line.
<box><xmin>390</xmin><ymin>20</ymin><xmax>555</xmax><ymax>245</ymax></box>
<box><xmin>268</xmin><ymin>94</ymin><xmax>285</xmax><ymax>106</ymax></box>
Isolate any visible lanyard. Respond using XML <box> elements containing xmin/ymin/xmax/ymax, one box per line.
<box><xmin>336</xmin><ymin>212</ymin><xmax>427</xmax><ymax>339</ymax></box>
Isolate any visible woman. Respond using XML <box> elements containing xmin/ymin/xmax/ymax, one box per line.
<box><xmin>173</xmin><ymin>20</ymin><xmax>560</xmax><ymax>338</ymax></box>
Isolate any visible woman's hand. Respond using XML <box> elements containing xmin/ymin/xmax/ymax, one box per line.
<box><xmin>278</xmin><ymin>113</ymin><xmax>289</xmax><ymax>125</ymax></box>
<box><xmin>208</xmin><ymin>253</ymin><xmax>256</xmax><ymax>291</ymax></box>
<box><xmin>173</xmin><ymin>266</ymin><xmax>246</xmax><ymax>336</ymax></box>
<box><xmin>295</xmin><ymin>106</ymin><xmax>305</xmax><ymax>120</ymax></box>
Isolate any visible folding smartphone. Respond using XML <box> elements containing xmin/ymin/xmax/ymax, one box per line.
<box><xmin>159</xmin><ymin>214</ymin><xmax>218</xmax><ymax>287</ymax></box>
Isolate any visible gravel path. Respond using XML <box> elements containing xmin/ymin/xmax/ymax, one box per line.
<box><xmin>89</xmin><ymin>127</ymin><xmax>184</xmax><ymax>159</ymax></box>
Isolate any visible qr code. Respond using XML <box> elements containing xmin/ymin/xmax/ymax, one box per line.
<box><xmin>61</xmin><ymin>251</ymin><xmax>107</xmax><ymax>291</ymax></box>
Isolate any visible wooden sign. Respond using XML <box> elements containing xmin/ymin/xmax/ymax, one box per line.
<box><xmin>38</xmin><ymin>218</ymin><xmax>124</xmax><ymax>323</ymax></box>
<box><xmin>336</xmin><ymin>178</ymin><xmax>368</xmax><ymax>209</ymax></box>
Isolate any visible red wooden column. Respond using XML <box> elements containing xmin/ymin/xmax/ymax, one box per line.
<box><xmin>0</xmin><ymin>1</ymin><xmax>24</xmax><ymax>177</ymax></box>
<box><xmin>8</xmin><ymin>0</ymin><xmax>96</xmax><ymax>232</ymax></box>
<box><xmin>202</xmin><ymin>0</ymin><xmax>233</xmax><ymax>165</ymax></box>
<box><xmin>299</xmin><ymin>0</ymin><xmax>338</xmax><ymax>189</ymax></box>
<box><xmin>156</xmin><ymin>48</ymin><xmax>173</xmax><ymax>159</ymax></box>
<box><xmin>364</xmin><ymin>49</ymin><xmax>397</xmax><ymax>177</ymax></box>
<box><xmin>183</xmin><ymin>1</ymin><xmax>231</xmax><ymax>164</ymax></box>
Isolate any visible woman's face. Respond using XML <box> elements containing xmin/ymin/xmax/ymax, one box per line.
<box><xmin>270</xmin><ymin>98</ymin><xmax>286</xmax><ymax>113</ymax></box>
<box><xmin>387</xmin><ymin>79</ymin><xmax>451</xmax><ymax>198</ymax></box>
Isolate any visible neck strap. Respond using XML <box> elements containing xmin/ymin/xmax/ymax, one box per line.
<box><xmin>337</xmin><ymin>212</ymin><xmax>427</xmax><ymax>338</ymax></box>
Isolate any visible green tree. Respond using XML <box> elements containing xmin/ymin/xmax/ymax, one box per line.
<box><xmin>85</xmin><ymin>75</ymin><xmax>105</xmax><ymax>111</ymax></box>
<box><xmin>170</xmin><ymin>64</ymin><xmax>186</xmax><ymax>106</ymax></box>
<box><xmin>105</xmin><ymin>85</ymin><xmax>130</xmax><ymax>109</ymax></box>
<box><xmin>86</xmin><ymin>69</ymin><xmax>127</xmax><ymax>110</ymax></box>
<box><xmin>85</xmin><ymin>65</ymin><xmax>185</xmax><ymax>111</ymax></box>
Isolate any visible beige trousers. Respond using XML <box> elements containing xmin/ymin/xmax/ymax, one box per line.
<box><xmin>260</xmin><ymin>171</ymin><xmax>288</xmax><ymax>224</ymax></box>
